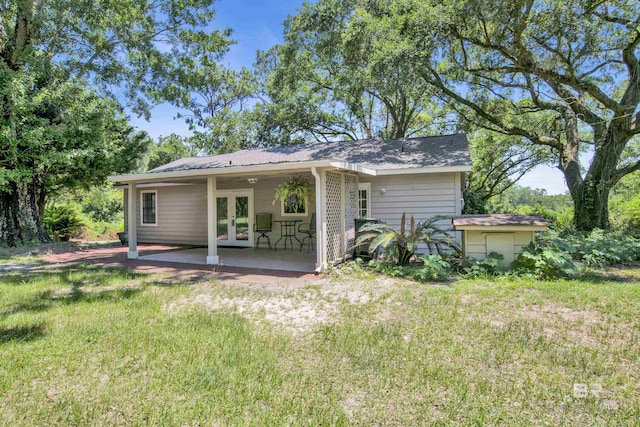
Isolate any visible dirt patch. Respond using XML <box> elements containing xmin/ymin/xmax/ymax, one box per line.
<box><xmin>164</xmin><ymin>276</ymin><xmax>396</xmax><ymax>334</ymax></box>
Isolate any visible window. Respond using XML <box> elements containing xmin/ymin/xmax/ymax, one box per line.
<box><xmin>281</xmin><ymin>197</ymin><xmax>308</xmax><ymax>217</ymax></box>
<box><xmin>358</xmin><ymin>183</ymin><xmax>371</xmax><ymax>218</ymax></box>
<box><xmin>141</xmin><ymin>191</ymin><xmax>157</xmax><ymax>226</ymax></box>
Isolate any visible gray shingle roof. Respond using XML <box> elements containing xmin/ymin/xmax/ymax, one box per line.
<box><xmin>148</xmin><ymin>134</ymin><xmax>470</xmax><ymax>174</ymax></box>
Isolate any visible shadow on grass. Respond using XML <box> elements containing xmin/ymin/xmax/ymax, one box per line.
<box><xmin>1</xmin><ymin>266</ymin><xmax>151</xmax><ymax>319</ymax></box>
<box><xmin>571</xmin><ymin>266</ymin><xmax>640</xmax><ymax>284</ymax></box>
<box><xmin>0</xmin><ymin>323</ymin><xmax>46</xmax><ymax>344</ymax></box>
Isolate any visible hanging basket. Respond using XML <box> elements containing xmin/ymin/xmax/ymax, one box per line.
<box><xmin>275</xmin><ymin>176</ymin><xmax>314</xmax><ymax>210</ymax></box>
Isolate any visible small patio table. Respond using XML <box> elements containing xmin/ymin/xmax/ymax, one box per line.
<box><xmin>274</xmin><ymin>219</ymin><xmax>302</xmax><ymax>251</ymax></box>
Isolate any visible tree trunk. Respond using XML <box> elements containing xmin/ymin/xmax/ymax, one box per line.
<box><xmin>0</xmin><ymin>181</ymin><xmax>51</xmax><ymax>247</ymax></box>
<box><xmin>571</xmin><ymin>178</ymin><xmax>611</xmax><ymax>231</ymax></box>
<box><xmin>0</xmin><ymin>187</ymin><xmax>22</xmax><ymax>247</ymax></box>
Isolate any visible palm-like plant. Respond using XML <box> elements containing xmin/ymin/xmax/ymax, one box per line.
<box><xmin>355</xmin><ymin>214</ymin><xmax>459</xmax><ymax>266</ymax></box>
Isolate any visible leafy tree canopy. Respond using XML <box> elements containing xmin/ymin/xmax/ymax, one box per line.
<box><xmin>248</xmin><ymin>0</ymin><xmax>455</xmax><ymax>145</ymax></box>
<box><xmin>0</xmin><ymin>0</ymin><xmax>231</xmax><ymax>246</ymax></box>
<box><xmin>356</xmin><ymin>0</ymin><xmax>639</xmax><ymax>230</ymax></box>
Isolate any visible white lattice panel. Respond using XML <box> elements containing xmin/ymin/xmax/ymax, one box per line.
<box><xmin>325</xmin><ymin>171</ymin><xmax>342</xmax><ymax>264</ymax></box>
<box><xmin>344</xmin><ymin>174</ymin><xmax>358</xmax><ymax>253</ymax></box>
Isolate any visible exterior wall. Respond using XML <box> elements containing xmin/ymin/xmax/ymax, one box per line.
<box><xmin>137</xmin><ymin>184</ymin><xmax>208</xmax><ymax>245</ymax></box>
<box><xmin>464</xmin><ymin>230</ymin><xmax>534</xmax><ymax>261</ymax></box>
<box><xmin>126</xmin><ymin>175</ymin><xmax>317</xmax><ymax>246</ymax></box>
<box><xmin>217</xmin><ymin>175</ymin><xmax>316</xmax><ymax>224</ymax></box>
<box><xmin>360</xmin><ymin>172</ymin><xmax>462</xmax><ymax>252</ymax></box>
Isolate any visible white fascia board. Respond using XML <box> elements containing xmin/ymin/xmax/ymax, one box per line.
<box><xmin>112</xmin><ymin>183</ymin><xmax>195</xmax><ymax>189</ymax></box>
<box><xmin>108</xmin><ymin>160</ymin><xmax>334</xmax><ymax>183</ymax></box>
<box><xmin>374</xmin><ymin>165</ymin><xmax>472</xmax><ymax>175</ymax></box>
<box><xmin>328</xmin><ymin>161</ymin><xmax>377</xmax><ymax>176</ymax></box>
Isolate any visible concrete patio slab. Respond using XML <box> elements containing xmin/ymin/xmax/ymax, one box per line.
<box><xmin>139</xmin><ymin>247</ymin><xmax>316</xmax><ymax>272</ymax></box>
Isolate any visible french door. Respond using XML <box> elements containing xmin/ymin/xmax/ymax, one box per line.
<box><xmin>216</xmin><ymin>190</ymin><xmax>254</xmax><ymax>247</ymax></box>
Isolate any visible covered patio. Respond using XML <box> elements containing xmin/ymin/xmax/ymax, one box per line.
<box><xmin>113</xmin><ymin>163</ymin><xmax>360</xmax><ymax>273</ymax></box>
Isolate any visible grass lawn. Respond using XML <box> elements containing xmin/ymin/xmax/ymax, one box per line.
<box><xmin>1</xmin><ymin>258</ymin><xmax>639</xmax><ymax>425</ymax></box>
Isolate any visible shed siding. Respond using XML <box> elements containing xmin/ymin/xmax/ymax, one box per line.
<box><xmin>464</xmin><ymin>230</ymin><xmax>534</xmax><ymax>260</ymax></box>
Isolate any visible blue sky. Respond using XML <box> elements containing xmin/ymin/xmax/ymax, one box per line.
<box><xmin>129</xmin><ymin>0</ymin><xmax>569</xmax><ymax>195</ymax></box>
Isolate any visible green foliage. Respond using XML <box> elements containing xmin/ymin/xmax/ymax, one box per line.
<box><xmin>609</xmin><ymin>172</ymin><xmax>640</xmax><ymax>231</ymax></box>
<box><xmin>147</xmin><ymin>134</ymin><xmax>198</xmax><ymax>171</ymax></box>
<box><xmin>246</xmin><ymin>0</ymin><xmax>452</xmax><ymax>145</ymax></box>
<box><xmin>44</xmin><ymin>206</ymin><xmax>84</xmax><ymax>242</ymax></box>
<box><xmin>79</xmin><ymin>186</ymin><xmax>123</xmax><ymax>223</ymax></box>
<box><xmin>464</xmin><ymin>131</ymin><xmax>550</xmax><ymax>213</ymax></box>
<box><xmin>369</xmin><ymin>253</ymin><xmax>450</xmax><ymax>282</ymax></box>
<box><xmin>487</xmin><ymin>185</ymin><xmax>574</xmax><ymax>230</ymax></box>
<box><xmin>462</xmin><ymin>253</ymin><xmax>508</xmax><ymax>278</ymax></box>
<box><xmin>513</xmin><ymin>241</ymin><xmax>577</xmax><ymax>279</ymax></box>
<box><xmin>274</xmin><ymin>176</ymin><xmax>315</xmax><ymax>211</ymax></box>
<box><xmin>356</xmin><ymin>214</ymin><xmax>459</xmax><ymax>266</ymax></box>
<box><xmin>561</xmin><ymin>229</ymin><xmax>640</xmax><ymax>268</ymax></box>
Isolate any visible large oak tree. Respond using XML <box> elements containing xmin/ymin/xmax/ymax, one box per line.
<box><xmin>361</xmin><ymin>0</ymin><xmax>639</xmax><ymax>230</ymax></box>
<box><xmin>0</xmin><ymin>0</ymin><xmax>230</xmax><ymax>246</ymax></box>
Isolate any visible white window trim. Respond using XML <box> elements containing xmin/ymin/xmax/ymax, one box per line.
<box><xmin>281</xmin><ymin>198</ymin><xmax>309</xmax><ymax>217</ymax></box>
<box><xmin>140</xmin><ymin>190</ymin><xmax>158</xmax><ymax>226</ymax></box>
<box><xmin>358</xmin><ymin>182</ymin><xmax>371</xmax><ymax>218</ymax></box>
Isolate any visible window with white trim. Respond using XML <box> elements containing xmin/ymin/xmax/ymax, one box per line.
<box><xmin>141</xmin><ymin>191</ymin><xmax>157</xmax><ymax>226</ymax></box>
<box><xmin>358</xmin><ymin>183</ymin><xmax>371</xmax><ymax>218</ymax></box>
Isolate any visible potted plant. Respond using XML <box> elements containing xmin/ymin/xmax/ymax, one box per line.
<box><xmin>274</xmin><ymin>176</ymin><xmax>314</xmax><ymax>212</ymax></box>
<box><xmin>117</xmin><ymin>231</ymin><xmax>128</xmax><ymax>245</ymax></box>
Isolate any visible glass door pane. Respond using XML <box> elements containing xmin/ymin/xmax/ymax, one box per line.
<box><xmin>216</xmin><ymin>197</ymin><xmax>228</xmax><ymax>241</ymax></box>
<box><xmin>235</xmin><ymin>196</ymin><xmax>249</xmax><ymax>241</ymax></box>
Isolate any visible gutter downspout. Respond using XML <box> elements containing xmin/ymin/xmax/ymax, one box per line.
<box><xmin>311</xmin><ymin>167</ymin><xmax>324</xmax><ymax>273</ymax></box>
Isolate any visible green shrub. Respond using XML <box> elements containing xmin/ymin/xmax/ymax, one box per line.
<box><xmin>561</xmin><ymin>229</ymin><xmax>640</xmax><ymax>267</ymax></box>
<box><xmin>44</xmin><ymin>206</ymin><xmax>84</xmax><ymax>241</ymax></box>
<box><xmin>462</xmin><ymin>252</ymin><xmax>508</xmax><ymax>277</ymax></box>
<box><xmin>513</xmin><ymin>240</ymin><xmax>577</xmax><ymax>279</ymax></box>
<box><xmin>369</xmin><ymin>253</ymin><xmax>450</xmax><ymax>282</ymax></box>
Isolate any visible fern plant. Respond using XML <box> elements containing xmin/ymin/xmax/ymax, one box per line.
<box><xmin>44</xmin><ymin>206</ymin><xmax>84</xmax><ymax>242</ymax></box>
<box><xmin>274</xmin><ymin>176</ymin><xmax>314</xmax><ymax>211</ymax></box>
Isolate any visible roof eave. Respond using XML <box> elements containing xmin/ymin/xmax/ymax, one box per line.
<box><xmin>109</xmin><ymin>160</ymin><xmax>472</xmax><ymax>183</ymax></box>
<box><xmin>109</xmin><ymin>160</ymin><xmax>336</xmax><ymax>183</ymax></box>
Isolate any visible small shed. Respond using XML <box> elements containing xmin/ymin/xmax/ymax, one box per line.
<box><xmin>453</xmin><ymin>214</ymin><xmax>549</xmax><ymax>266</ymax></box>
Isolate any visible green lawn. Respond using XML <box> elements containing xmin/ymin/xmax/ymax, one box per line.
<box><xmin>1</xmin><ymin>260</ymin><xmax>639</xmax><ymax>425</ymax></box>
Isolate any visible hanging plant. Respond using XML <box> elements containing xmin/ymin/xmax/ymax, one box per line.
<box><xmin>274</xmin><ymin>176</ymin><xmax>314</xmax><ymax>212</ymax></box>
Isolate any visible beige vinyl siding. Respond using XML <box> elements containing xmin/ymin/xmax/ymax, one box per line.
<box><xmin>464</xmin><ymin>230</ymin><xmax>534</xmax><ymax>260</ymax></box>
<box><xmin>136</xmin><ymin>184</ymin><xmax>208</xmax><ymax>245</ymax></box>
<box><xmin>360</xmin><ymin>172</ymin><xmax>462</xmax><ymax>252</ymax></box>
<box><xmin>362</xmin><ymin>173</ymin><xmax>460</xmax><ymax>225</ymax></box>
<box><xmin>217</xmin><ymin>175</ymin><xmax>316</xmax><ymax>223</ymax></box>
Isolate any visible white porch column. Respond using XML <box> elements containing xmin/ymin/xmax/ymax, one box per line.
<box><xmin>206</xmin><ymin>176</ymin><xmax>219</xmax><ymax>265</ymax></box>
<box><xmin>127</xmin><ymin>182</ymin><xmax>138</xmax><ymax>259</ymax></box>
<box><xmin>311</xmin><ymin>167</ymin><xmax>325</xmax><ymax>271</ymax></box>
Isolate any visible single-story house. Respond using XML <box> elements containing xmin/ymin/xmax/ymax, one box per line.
<box><xmin>109</xmin><ymin>134</ymin><xmax>471</xmax><ymax>272</ymax></box>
